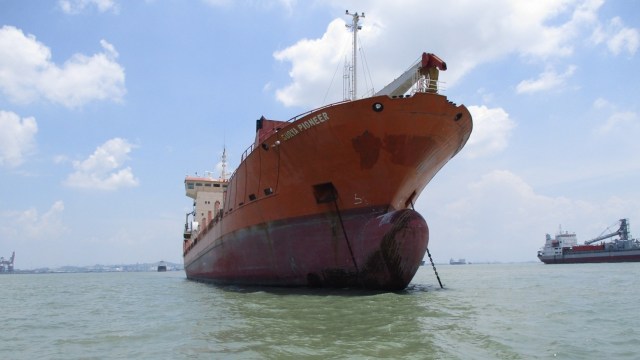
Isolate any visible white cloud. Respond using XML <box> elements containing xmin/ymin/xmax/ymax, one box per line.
<box><xmin>273</xmin><ymin>1</ymin><xmax>604</xmax><ymax>108</ymax></box>
<box><xmin>201</xmin><ymin>0</ymin><xmax>296</xmax><ymax>12</ymax></box>
<box><xmin>53</xmin><ymin>154</ymin><xmax>70</xmax><ymax>164</ymax></box>
<box><xmin>516</xmin><ymin>65</ymin><xmax>577</xmax><ymax>94</ymax></box>
<box><xmin>590</xmin><ymin>98</ymin><xmax>639</xmax><ymax>134</ymax></box>
<box><xmin>274</xmin><ymin>18</ymin><xmax>351</xmax><ymax>107</ymax></box>
<box><xmin>596</xmin><ymin>111</ymin><xmax>638</xmax><ymax>134</ymax></box>
<box><xmin>426</xmin><ymin>169</ymin><xmax>636</xmax><ymax>262</ymax></box>
<box><xmin>0</xmin><ymin>201</ymin><xmax>67</xmax><ymax>241</ymax></box>
<box><xmin>64</xmin><ymin>138</ymin><xmax>140</xmax><ymax>190</ymax></box>
<box><xmin>463</xmin><ymin>105</ymin><xmax>515</xmax><ymax>158</ymax></box>
<box><xmin>58</xmin><ymin>0</ymin><xmax>119</xmax><ymax>14</ymax></box>
<box><xmin>201</xmin><ymin>0</ymin><xmax>232</xmax><ymax>7</ymax></box>
<box><xmin>591</xmin><ymin>16</ymin><xmax>639</xmax><ymax>55</ymax></box>
<box><xmin>592</xmin><ymin>97</ymin><xmax>611</xmax><ymax>109</ymax></box>
<box><xmin>0</xmin><ymin>26</ymin><xmax>125</xmax><ymax>108</ymax></box>
<box><xmin>0</xmin><ymin>110</ymin><xmax>38</xmax><ymax>167</ymax></box>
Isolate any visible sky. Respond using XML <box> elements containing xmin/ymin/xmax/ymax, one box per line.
<box><xmin>1</xmin><ymin>0</ymin><xmax>639</xmax><ymax>269</ymax></box>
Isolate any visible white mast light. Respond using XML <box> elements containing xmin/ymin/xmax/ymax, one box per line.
<box><xmin>345</xmin><ymin>10</ymin><xmax>364</xmax><ymax>101</ymax></box>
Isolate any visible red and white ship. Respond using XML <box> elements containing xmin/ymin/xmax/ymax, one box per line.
<box><xmin>538</xmin><ymin>219</ymin><xmax>640</xmax><ymax>264</ymax></box>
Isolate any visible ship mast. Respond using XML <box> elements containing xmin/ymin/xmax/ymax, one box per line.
<box><xmin>345</xmin><ymin>10</ymin><xmax>364</xmax><ymax>101</ymax></box>
<box><xmin>220</xmin><ymin>146</ymin><xmax>227</xmax><ymax>181</ymax></box>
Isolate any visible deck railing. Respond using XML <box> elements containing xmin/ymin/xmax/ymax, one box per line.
<box><xmin>235</xmin><ymin>100</ymin><xmax>349</xmax><ymax>169</ymax></box>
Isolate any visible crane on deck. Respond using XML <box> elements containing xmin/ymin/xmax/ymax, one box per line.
<box><xmin>375</xmin><ymin>52</ymin><xmax>447</xmax><ymax>97</ymax></box>
<box><xmin>585</xmin><ymin>219</ymin><xmax>631</xmax><ymax>245</ymax></box>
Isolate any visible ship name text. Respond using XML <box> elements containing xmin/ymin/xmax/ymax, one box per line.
<box><xmin>280</xmin><ymin>112</ymin><xmax>330</xmax><ymax>141</ymax></box>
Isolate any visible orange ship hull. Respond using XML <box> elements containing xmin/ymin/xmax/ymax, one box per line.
<box><xmin>184</xmin><ymin>92</ymin><xmax>472</xmax><ymax>290</ymax></box>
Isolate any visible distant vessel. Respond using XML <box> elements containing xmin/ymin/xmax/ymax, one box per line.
<box><xmin>449</xmin><ymin>258</ymin><xmax>466</xmax><ymax>265</ymax></box>
<box><xmin>157</xmin><ymin>261</ymin><xmax>167</xmax><ymax>272</ymax></box>
<box><xmin>181</xmin><ymin>13</ymin><xmax>472</xmax><ymax>290</ymax></box>
<box><xmin>537</xmin><ymin>219</ymin><xmax>640</xmax><ymax>264</ymax></box>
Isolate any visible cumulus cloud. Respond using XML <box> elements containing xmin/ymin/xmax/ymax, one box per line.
<box><xmin>272</xmin><ymin>1</ymin><xmax>604</xmax><ymax>108</ymax></box>
<box><xmin>0</xmin><ymin>110</ymin><xmax>38</xmax><ymax>167</ymax></box>
<box><xmin>596</xmin><ymin>111</ymin><xmax>638</xmax><ymax>134</ymax></box>
<box><xmin>201</xmin><ymin>0</ymin><xmax>233</xmax><ymax>7</ymax></box>
<box><xmin>591</xmin><ymin>16</ymin><xmax>639</xmax><ymax>55</ymax></box>
<box><xmin>0</xmin><ymin>201</ymin><xmax>67</xmax><ymax>241</ymax></box>
<box><xmin>427</xmin><ymin>169</ymin><xmax>635</xmax><ymax>262</ymax></box>
<box><xmin>64</xmin><ymin>138</ymin><xmax>139</xmax><ymax>190</ymax></box>
<box><xmin>202</xmin><ymin>0</ymin><xmax>296</xmax><ymax>12</ymax></box>
<box><xmin>58</xmin><ymin>0</ymin><xmax>119</xmax><ymax>14</ymax></box>
<box><xmin>516</xmin><ymin>65</ymin><xmax>577</xmax><ymax>94</ymax></box>
<box><xmin>0</xmin><ymin>26</ymin><xmax>125</xmax><ymax>108</ymax></box>
<box><xmin>463</xmin><ymin>105</ymin><xmax>516</xmax><ymax>158</ymax></box>
<box><xmin>591</xmin><ymin>98</ymin><xmax>639</xmax><ymax>134</ymax></box>
<box><xmin>592</xmin><ymin>97</ymin><xmax>611</xmax><ymax>109</ymax></box>
<box><xmin>274</xmin><ymin>18</ymin><xmax>351</xmax><ymax>107</ymax></box>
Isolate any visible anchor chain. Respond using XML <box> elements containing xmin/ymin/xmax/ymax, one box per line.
<box><xmin>426</xmin><ymin>247</ymin><xmax>443</xmax><ymax>289</ymax></box>
<box><xmin>332</xmin><ymin>198</ymin><xmax>361</xmax><ymax>284</ymax></box>
<box><xmin>408</xmin><ymin>200</ymin><xmax>443</xmax><ymax>289</ymax></box>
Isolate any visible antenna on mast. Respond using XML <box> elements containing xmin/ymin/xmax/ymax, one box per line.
<box><xmin>220</xmin><ymin>146</ymin><xmax>227</xmax><ymax>181</ymax></box>
<box><xmin>345</xmin><ymin>10</ymin><xmax>364</xmax><ymax>101</ymax></box>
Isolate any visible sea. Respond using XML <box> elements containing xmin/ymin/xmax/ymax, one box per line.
<box><xmin>1</xmin><ymin>263</ymin><xmax>638</xmax><ymax>359</ymax></box>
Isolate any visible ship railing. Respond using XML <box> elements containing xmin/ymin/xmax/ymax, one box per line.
<box><xmin>240</xmin><ymin>143</ymin><xmax>256</xmax><ymax>163</ymax></box>
<box><xmin>231</xmin><ymin>76</ymin><xmax>447</xmax><ymax>179</ymax></box>
<box><xmin>183</xmin><ymin>209</ymin><xmax>224</xmax><ymax>257</ymax></box>
<box><xmin>412</xmin><ymin>77</ymin><xmax>446</xmax><ymax>94</ymax></box>
<box><xmin>232</xmin><ymin>80</ymin><xmax>443</xmax><ymax>180</ymax></box>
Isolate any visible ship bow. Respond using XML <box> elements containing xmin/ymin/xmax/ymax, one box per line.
<box><xmin>357</xmin><ymin>209</ymin><xmax>429</xmax><ymax>290</ymax></box>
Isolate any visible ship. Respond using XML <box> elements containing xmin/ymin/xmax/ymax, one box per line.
<box><xmin>181</xmin><ymin>12</ymin><xmax>473</xmax><ymax>290</ymax></box>
<box><xmin>537</xmin><ymin>219</ymin><xmax>640</xmax><ymax>264</ymax></box>
<box><xmin>449</xmin><ymin>258</ymin><xmax>466</xmax><ymax>265</ymax></box>
<box><xmin>157</xmin><ymin>261</ymin><xmax>167</xmax><ymax>272</ymax></box>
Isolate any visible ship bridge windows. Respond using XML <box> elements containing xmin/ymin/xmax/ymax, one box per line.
<box><xmin>204</xmin><ymin>183</ymin><xmax>211</xmax><ymax>187</ymax></box>
<box><xmin>187</xmin><ymin>183</ymin><xmax>195</xmax><ymax>189</ymax></box>
<box><xmin>214</xmin><ymin>184</ymin><xmax>221</xmax><ymax>187</ymax></box>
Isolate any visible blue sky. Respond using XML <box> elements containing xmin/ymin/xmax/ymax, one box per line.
<box><xmin>1</xmin><ymin>0</ymin><xmax>639</xmax><ymax>268</ymax></box>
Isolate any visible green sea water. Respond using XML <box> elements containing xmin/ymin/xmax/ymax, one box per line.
<box><xmin>1</xmin><ymin>263</ymin><xmax>638</xmax><ymax>359</ymax></box>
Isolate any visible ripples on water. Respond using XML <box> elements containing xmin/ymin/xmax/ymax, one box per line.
<box><xmin>1</xmin><ymin>263</ymin><xmax>638</xmax><ymax>359</ymax></box>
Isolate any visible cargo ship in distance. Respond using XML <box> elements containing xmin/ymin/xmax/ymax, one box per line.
<box><xmin>537</xmin><ymin>219</ymin><xmax>640</xmax><ymax>264</ymax></box>
<box><xmin>181</xmin><ymin>12</ymin><xmax>473</xmax><ymax>290</ymax></box>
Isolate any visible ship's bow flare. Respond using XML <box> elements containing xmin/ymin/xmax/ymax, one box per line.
<box><xmin>359</xmin><ymin>209</ymin><xmax>429</xmax><ymax>290</ymax></box>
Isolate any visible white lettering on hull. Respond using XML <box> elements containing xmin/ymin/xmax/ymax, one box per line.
<box><xmin>280</xmin><ymin>112</ymin><xmax>330</xmax><ymax>141</ymax></box>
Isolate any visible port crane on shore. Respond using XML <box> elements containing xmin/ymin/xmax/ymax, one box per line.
<box><xmin>0</xmin><ymin>252</ymin><xmax>15</xmax><ymax>272</ymax></box>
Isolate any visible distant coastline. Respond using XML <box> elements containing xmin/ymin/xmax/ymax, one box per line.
<box><xmin>4</xmin><ymin>260</ymin><xmax>543</xmax><ymax>274</ymax></box>
<box><xmin>2</xmin><ymin>261</ymin><xmax>183</xmax><ymax>274</ymax></box>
